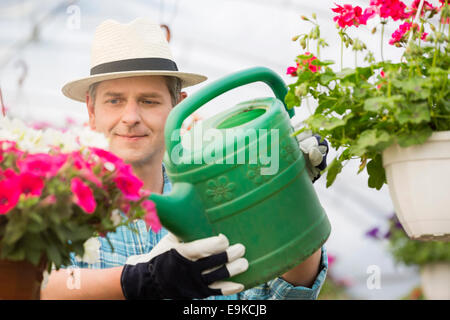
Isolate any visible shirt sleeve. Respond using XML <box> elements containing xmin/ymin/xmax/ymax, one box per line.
<box><xmin>238</xmin><ymin>245</ymin><xmax>328</xmax><ymax>300</ymax></box>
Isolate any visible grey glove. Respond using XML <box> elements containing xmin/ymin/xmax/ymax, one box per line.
<box><xmin>293</xmin><ymin>124</ymin><xmax>329</xmax><ymax>182</ymax></box>
<box><xmin>121</xmin><ymin>232</ymin><xmax>248</xmax><ymax>299</ymax></box>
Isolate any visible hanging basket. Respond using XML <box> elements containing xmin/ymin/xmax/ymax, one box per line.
<box><xmin>0</xmin><ymin>259</ymin><xmax>47</xmax><ymax>300</ymax></box>
<box><xmin>420</xmin><ymin>262</ymin><xmax>450</xmax><ymax>300</ymax></box>
<box><xmin>382</xmin><ymin>131</ymin><xmax>450</xmax><ymax>241</ymax></box>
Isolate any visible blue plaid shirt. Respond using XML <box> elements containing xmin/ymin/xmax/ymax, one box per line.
<box><xmin>69</xmin><ymin>165</ymin><xmax>328</xmax><ymax>300</ymax></box>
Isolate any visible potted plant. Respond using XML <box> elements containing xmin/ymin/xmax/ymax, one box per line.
<box><xmin>366</xmin><ymin>214</ymin><xmax>450</xmax><ymax>299</ymax></box>
<box><xmin>0</xmin><ymin>116</ymin><xmax>161</xmax><ymax>299</ymax></box>
<box><xmin>285</xmin><ymin>0</ymin><xmax>450</xmax><ymax>240</ymax></box>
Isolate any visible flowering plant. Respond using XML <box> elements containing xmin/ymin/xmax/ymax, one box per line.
<box><xmin>366</xmin><ymin>214</ymin><xmax>450</xmax><ymax>266</ymax></box>
<box><xmin>286</xmin><ymin>0</ymin><xmax>450</xmax><ymax>189</ymax></box>
<box><xmin>0</xmin><ymin>117</ymin><xmax>161</xmax><ymax>271</ymax></box>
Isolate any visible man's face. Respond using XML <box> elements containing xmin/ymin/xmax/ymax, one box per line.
<box><xmin>87</xmin><ymin>76</ymin><xmax>173</xmax><ymax>166</ymax></box>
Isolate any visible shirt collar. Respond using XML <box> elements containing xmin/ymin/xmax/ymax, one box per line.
<box><xmin>162</xmin><ymin>162</ymin><xmax>172</xmax><ymax>195</ymax></box>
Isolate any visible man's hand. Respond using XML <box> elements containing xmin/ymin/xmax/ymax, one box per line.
<box><xmin>293</xmin><ymin>124</ymin><xmax>329</xmax><ymax>183</ymax></box>
<box><xmin>121</xmin><ymin>232</ymin><xmax>248</xmax><ymax>300</ymax></box>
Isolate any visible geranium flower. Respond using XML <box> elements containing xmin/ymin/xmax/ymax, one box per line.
<box><xmin>332</xmin><ymin>4</ymin><xmax>370</xmax><ymax>28</ymax></box>
<box><xmin>370</xmin><ymin>0</ymin><xmax>409</xmax><ymax>21</ymax></box>
<box><xmin>389</xmin><ymin>21</ymin><xmax>414</xmax><ymax>45</ymax></box>
<box><xmin>71</xmin><ymin>177</ymin><xmax>96</xmax><ymax>214</ymax></box>
<box><xmin>286</xmin><ymin>66</ymin><xmax>298</xmax><ymax>76</ymax></box>
<box><xmin>142</xmin><ymin>199</ymin><xmax>161</xmax><ymax>232</ymax></box>
<box><xmin>408</xmin><ymin>0</ymin><xmax>436</xmax><ymax>18</ymax></box>
<box><xmin>0</xmin><ymin>175</ymin><xmax>21</xmax><ymax>214</ymax></box>
<box><xmin>299</xmin><ymin>52</ymin><xmax>321</xmax><ymax>73</ymax></box>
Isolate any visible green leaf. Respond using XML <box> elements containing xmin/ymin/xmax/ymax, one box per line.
<box><xmin>45</xmin><ymin>242</ymin><xmax>62</xmax><ymax>268</ymax></box>
<box><xmin>396</xmin><ymin>102</ymin><xmax>430</xmax><ymax>125</ymax></box>
<box><xmin>307</xmin><ymin>114</ymin><xmax>346</xmax><ymax>131</ymax></box>
<box><xmin>335</xmin><ymin>68</ymin><xmax>355</xmax><ymax>80</ymax></box>
<box><xmin>319</xmin><ymin>68</ymin><xmax>336</xmax><ymax>85</ymax></box>
<box><xmin>351</xmin><ymin>129</ymin><xmax>393</xmax><ymax>157</ymax></box>
<box><xmin>285</xmin><ymin>87</ymin><xmax>300</xmax><ymax>109</ymax></box>
<box><xmin>397</xmin><ymin>126</ymin><xmax>433</xmax><ymax>147</ymax></box>
<box><xmin>3</xmin><ymin>218</ymin><xmax>28</xmax><ymax>246</ymax></box>
<box><xmin>367</xmin><ymin>154</ymin><xmax>386</xmax><ymax>190</ymax></box>
<box><xmin>326</xmin><ymin>158</ymin><xmax>343</xmax><ymax>188</ymax></box>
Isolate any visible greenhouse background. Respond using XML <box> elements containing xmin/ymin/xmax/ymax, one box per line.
<box><xmin>0</xmin><ymin>0</ymin><xmax>435</xmax><ymax>299</ymax></box>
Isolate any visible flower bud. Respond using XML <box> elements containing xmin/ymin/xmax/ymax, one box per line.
<box><xmin>301</xmin><ymin>15</ymin><xmax>309</xmax><ymax>21</ymax></box>
<box><xmin>312</xmin><ymin>13</ymin><xmax>317</xmax><ymax>19</ymax></box>
<box><xmin>295</xmin><ymin>83</ymin><xmax>309</xmax><ymax>97</ymax></box>
<box><xmin>371</xmin><ymin>27</ymin><xmax>377</xmax><ymax>34</ymax></box>
<box><xmin>292</xmin><ymin>35</ymin><xmax>300</xmax><ymax>41</ymax></box>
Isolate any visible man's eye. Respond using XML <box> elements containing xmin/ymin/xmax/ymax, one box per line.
<box><xmin>108</xmin><ymin>99</ymin><xmax>120</xmax><ymax>104</ymax></box>
<box><xmin>142</xmin><ymin>100</ymin><xmax>159</xmax><ymax>105</ymax></box>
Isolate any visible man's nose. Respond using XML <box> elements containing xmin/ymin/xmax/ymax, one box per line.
<box><xmin>121</xmin><ymin>100</ymin><xmax>141</xmax><ymax>125</ymax></box>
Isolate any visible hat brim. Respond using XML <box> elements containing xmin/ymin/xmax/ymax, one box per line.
<box><xmin>62</xmin><ymin>70</ymin><xmax>207</xmax><ymax>103</ymax></box>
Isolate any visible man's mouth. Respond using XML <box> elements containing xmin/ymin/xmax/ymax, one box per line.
<box><xmin>115</xmin><ymin>133</ymin><xmax>148</xmax><ymax>141</ymax></box>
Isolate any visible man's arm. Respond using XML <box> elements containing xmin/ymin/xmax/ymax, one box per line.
<box><xmin>281</xmin><ymin>248</ymin><xmax>322</xmax><ymax>288</ymax></box>
<box><xmin>41</xmin><ymin>267</ymin><xmax>125</xmax><ymax>300</ymax></box>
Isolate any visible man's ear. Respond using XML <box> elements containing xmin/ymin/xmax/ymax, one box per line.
<box><xmin>178</xmin><ymin>91</ymin><xmax>188</xmax><ymax>105</ymax></box>
<box><xmin>86</xmin><ymin>93</ymin><xmax>96</xmax><ymax>130</ymax></box>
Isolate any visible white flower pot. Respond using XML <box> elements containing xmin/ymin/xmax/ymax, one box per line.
<box><xmin>382</xmin><ymin>131</ymin><xmax>450</xmax><ymax>241</ymax></box>
<box><xmin>420</xmin><ymin>263</ymin><xmax>450</xmax><ymax>300</ymax></box>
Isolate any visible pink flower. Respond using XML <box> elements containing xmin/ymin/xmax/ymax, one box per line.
<box><xmin>141</xmin><ymin>200</ymin><xmax>161</xmax><ymax>232</ymax></box>
<box><xmin>332</xmin><ymin>3</ymin><xmax>375</xmax><ymax>28</ymax></box>
<box><xmin>89</xmin><ymin>147</ymin><xmax>123</xmax><ymax>166</ymax></box>
<box><xmin>408</xmin><ymin>0</ymin><xmax>436</xmax><ymax>18</ymax></box>
<box><xmin>41</xmin><ymin>194</ymin><xmax>57</xmax><ymax>206</ymax></box>
<box><xmin>0</xmin><ymin>175</ymin><xmax>21</xmax><ymax>214</ymax></box>
<box><xmin>113</xmin><ymin>167</ymin><xmax>143</xmax><ymax>201</ymax></box>
<box><xmin>297</xmin><ymin>52</ymin><xmax>321</xmax><ymax>73</ymax></box>
<box><xmin>328</xmin><ymin>254</ymin><xmax>336</xmax><ymax>269</ymax></box>
<box><xmin>19</xmin><ymin>172</ymin><xmax>44</xmax><ymax>197</ymax></box>
<box><xmin>389</xmin><ymin>21</ymin><xmax>413</xmax><ymax>45</ymax></box>
<box><xmin>286</xmin><ymin>66</ymin><xmax>298</xmax><ymax>76</ymax></box>
<box><xmin>71</xmin><ymin>177</ymin><xmax>96</xmax><ymax>214</ymax></box>
<box><xmin>370</xmin><ymin>0</ymin><xmax>409</xmax><ymax>21</ymax></box>
<box><xmin>17</xmin><ymin>153</ymin><xmax>67</xmax><ymax>178</ymax></box>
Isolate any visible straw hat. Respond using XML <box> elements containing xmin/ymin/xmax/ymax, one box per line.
<box><xmin>62</xmin><ymin>18</ymin><xmax>207</xmax><ymax>102</ymax></box>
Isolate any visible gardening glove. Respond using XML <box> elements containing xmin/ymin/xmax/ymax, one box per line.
<box><xmin>293</xmin><ymin>123</ymin><xmax>329</xmax><ymax>183</ymax></box>
<box><xmin>121</xmin><ymin>232</ymin><xmax>248</xmax><ymax>300</ymax></box>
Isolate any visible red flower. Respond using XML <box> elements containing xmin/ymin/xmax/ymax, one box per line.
<box><xmin>71</xmin><ymin>177</ymin><xmax>96</xmax><ymax>214</ymax></box>
<box><xmin>286</xmin><ymin>66</ymin><xmax>298</xmax><ymax>76</ymax></box>
<box><xmin>408</xmin><ymin>0</ymin><xmax>436</xmax><ymax>18</ymax></box>
<box><xmin>389</xmin><ymin>21</ymin><xmax>413</xmax><ymax>45</ymax></box>
<box><xmin>19</xmin><ymin>172</ymin><xmax>44</xmax><ymax>197</ymax></box>
<box><xmin>332</xmin><ymin>4</ymin><xmax>369</xmax><ymax>28</ymax></box>
<box><xmin>89</xmin><ymin>147</ymin><xmax>123</xmax><ymax>166</ymax></box>
<box><xmin>142</xmin><ymin>199</ymin><xmax>161</xmax><ymax>232</ymax></box>
<box><xmin>370</xmin><ymin>0</ymin><xmax>409</xmax><ymax>21</ymax></box>
<box><xmin>113</xmin><ymin>166</ymin><xmax>144</xmax><ymax>201</ymax></box>
<box><xmin>297</xmin><ymin>52</ymin><xmax>321</xmax><ymax>73</ymax></box>
<box><xmin>17</xmin><ymin>153</ymin><xmax>67</xmax><ymax>178</ymax></box>
<box><xmin>0</xmin><ymin>175</ymin><xmax>21</xmax><ymax>214</ymax></box>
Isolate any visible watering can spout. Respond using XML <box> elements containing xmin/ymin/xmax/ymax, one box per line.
<box><xmin>149</xmin><ymin>183</ymin><xmax>215</xmax><ymax>241</ymax></box>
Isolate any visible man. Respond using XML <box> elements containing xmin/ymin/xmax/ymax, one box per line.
<box><xmin>41</xmin><ymin>18</ymin><xmax>329</xmax><ymax>300</ymax></box>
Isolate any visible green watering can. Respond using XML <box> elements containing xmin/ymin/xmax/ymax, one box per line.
<box><xmin>149</xmin><ymin>66</ymin><xmax>331</xmax><ymax>289</ymax></box>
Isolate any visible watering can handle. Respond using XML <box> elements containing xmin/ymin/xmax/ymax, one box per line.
<box><xmin>165</xmin><ymin>66</ymin><xmax>294</xmax><ymax>155</ymax></box>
